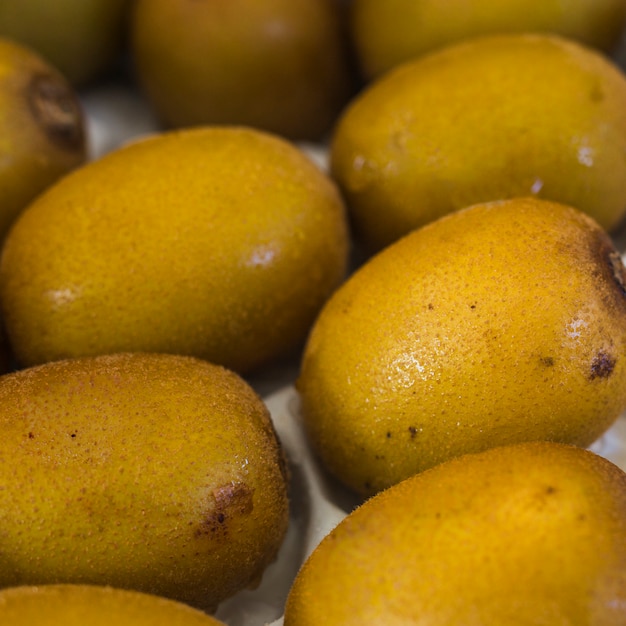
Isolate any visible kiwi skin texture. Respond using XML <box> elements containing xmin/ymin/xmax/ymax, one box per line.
<box><xmin>284</xmin><ymin>442</ymin><xmax>626</xmax><ymax>626</ymax></box>
<box><xmin>330</xmin><ymin>33</ymin><xmax>626</xmax><ymax>254</ymax></box>
<box><xmin>0</xmin><ymin>126</ymin><xmax>349</xmax><ymax>373</ymax></box>
<box><xmin>0</xmin><ymin>353</ymin><xmax>290</xmax><ymax>613</ymax></box>
<box><xmin>131</xmin><ymin>0</ymin><xmax>353</xmax><ymax>141</ymax></box>
<box><xmin>0</xmin><ymin>584</ymin><xmax>228</xmax><ymax>626</ymax></box>
<box><xmin>0</xmin><ymin>37</ymin><xmax>86</xmax><ymax>245</ymax></box>
<box><xmin>297</xmin><ymin>197</ymin><xmax>626</xmax><ymax>496</ymax></box>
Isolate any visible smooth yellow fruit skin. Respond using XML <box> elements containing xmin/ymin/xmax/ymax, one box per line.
<box><xmin>297</xmin><ymin>197</ymin><xmax>626</xmax><ymax>496</ymax></box>
<box><xmin>351</xmin><ymin>0</ymin><xmax>626</xmax><ymax>80</ymax></box>
<box><xmin>0</xmin><ymin>38</ymin><xmax>86</xmax><ymax>245</ymax></box>
<box><xmin>131</xmin><ymin>0</ymin><xmax>353</xmax><ymax>141</ymax></box>
<box><xmin>0</xmin><ymin>0</ymin><xmax>129</xmax><ymax>86</ymax></box>
<box><xmin>284</xmin><ymin>442</ymin><xmax>626</xmax><ymax>626</ymax></box>
<box><xmin>0</xmin><ymin>126</ymin><xmax>349</xmax><ymax>372</ymax></box>
<box><xmin>0</xmin><ymin>353</ymin><xmax>289</xmax><ymax>612</ymax></box>
<box><xmin>330</xmin><ymin>33</ymin><xmax>626</xmax><ymax>253</ymax></box>
<box><xmin>0</xmin><ymin>585</ymin><xmax>226</xmax><ymax>625</ymax></box>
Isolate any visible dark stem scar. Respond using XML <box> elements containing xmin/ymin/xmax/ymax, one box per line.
<box><xmin>27</xmin><ymin>73</ymin><xmax>85</xmax><ymax>151</ymax></box>
<box><xmin>608</xmin><ymin>250</ymin><xmax>626</xmax><ymax>296</ymax></box>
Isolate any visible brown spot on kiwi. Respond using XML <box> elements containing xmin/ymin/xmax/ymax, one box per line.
<box><xmin>589</xmin><ymin>79</ymin><xmax>605</xmax><ymax>103</ymax></box>
<box><xmin>408</xmin><ymin>426</ymin><xmax>418</xmax><ymax>438</ymax></box>
<box><xmin>540</xmin><ymin>356</ymin><xmax>554</xmax><ymax>367</ymax></box>
<box><xmin>590</xmin><ymin>351</ymin><xmax>616</xmax><ymax>380</ymax></box>
<box><xmin>27</xmin><ymin>73</ymin><xmax>84</xmax><ymax>151</ymax></box>
<box><xmin>194</xmin><ymin>482</ymin><xmax>254</xmax><ymax>540</ymax></box>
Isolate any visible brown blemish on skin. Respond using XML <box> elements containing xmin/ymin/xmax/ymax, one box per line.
<box><xmin>408</xmin><ymin>426</ymin><xmax>418</xmax><ymax>438</ymax></box>
<box><xmin>589</xmin><ymin>80</ymin><xmax>604</xmax><ymax>103</ymax></box>
<box><xmin>540</xmin><ymin>356</ymin><xmax>555</xmax><ymax>367</ymax></box>
<box><xmin>590</xmin><ymin>352</ymin><xmax>616</xmax><ymax>380</ymax></box>
<box><xmin>27</xmin><ymin>73</ymin><xmax>84</xmax><ymax>151</ymax></box>
<box><xmin>195</xmin><ymin>482</ymin><xmax>254</xmax><ymax>540</ymax></box>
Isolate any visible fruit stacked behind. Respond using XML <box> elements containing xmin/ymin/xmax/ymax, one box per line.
<box><xmin>0</xmin><ymin>2</ymin><xmax>626</xmax><ymax>625</ymax></box>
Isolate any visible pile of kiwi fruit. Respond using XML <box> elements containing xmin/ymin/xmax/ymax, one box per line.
<box><xmin>1</xmin><ymin>1</ymin><xmax>626</xmax><ymax>624</ymax></box>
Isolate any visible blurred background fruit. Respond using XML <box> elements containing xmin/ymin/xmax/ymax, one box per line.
<box><xmin>350</xmin><ymin>0</ymin><xmax>626</xmax><ymax>80</ymax></box>
<box><xmin>130</xmin><ymin>0</ymin><xmax>354</xmax><ymax>141</ymax></box>
<box><xmin>0</xmin><ymin>0</ymin><xmax>129</xmax><ymax>86</ymax></box>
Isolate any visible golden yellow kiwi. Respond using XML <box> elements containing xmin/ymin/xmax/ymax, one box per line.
<box><xmin>330</xmin><ymin>33</ymin><xmax>626</xmax><ymax>253</ymax></box>
<box><xmin>0</xmin><ymin>585</ymin><xmax>227</xmax><ymax>625</ymax></box>
<box><xmin>284</xmin><ymin>442</ymin><xmax>626</xmax><ymax>626</ymax></box>
<box><xmin>0</xmin><ymin>126</ymin><xmax>349</xmax><ymax>372</ymax></box>
<box><xmin>0</xmin><ymin>353</ymin><xmax>289</xmax><ymax>612</ymax></box>
<box><xmin>0</xmin><ymin>37</ymin><xmax>85</xmax><ymax>245</ymax></box>
<box><xmin>130</xmin><ymin>0</ymin><xmax>353</xmax><ymax>141</ymax></box>
<box><xmin>350</xmin><ymin>0</ymin><xmax>626</xmax><ymax>80</ymax></box>
<box><xmin>297</xmin><ymin>197</ymin><xmax>626</xmax><ymax>496</ymax></box>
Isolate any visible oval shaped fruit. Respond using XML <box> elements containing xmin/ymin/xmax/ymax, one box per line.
<box><xmin>350</xmin><ymin>0</ymin><xmax>626</xmax><ymax>80</ymax></box>
<box><xmin>0</xmin><ymin>126</ymin><xmax>349</xmax><ymax>372</ymax></box>
<box><xmin>0</xmin><ymin>585</ymin><xmax>227</xmax><ymax>625</ymax></box>
<box><xmin>330</xmin><ymin>33</ymin><xmax>626</xmax><ymax>253</ymax></box>
<box><xmin>0</xmin><ymin>0</ymin><xmax>129</xmax><ymax>86</ymax></box>
<box><xmin>131</xmin><ymin>0</ymin><xmax>353</xmax><ymax>141</ymax></box>
<box><xmin>0</xmin><ymin>37</ymin><xmax>86</xmax><ymax>245</ymax></box>
<box><xmin>297</xmin><ymin>197</ymin><xmax>626</xmax><ymax>496</ymax></box>
<box><xmin>0</xmin><ymin>353</ymin><xmax>289</xmax><ymax>611</ymax></box>
<box><xmin>284</xmin><ymin>442</ymin><xmax>626</xmax><ymax>626</ymax></box>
